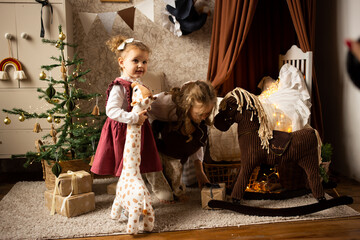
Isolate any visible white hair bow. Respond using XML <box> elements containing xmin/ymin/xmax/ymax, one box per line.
<box><xmin>117</xmin><ymin>38</ymin><xmax>134</xmax><ymax>50</ymax></box>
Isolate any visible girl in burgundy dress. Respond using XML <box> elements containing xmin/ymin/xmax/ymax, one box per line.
<box><xmin>91</xmin><ymin>35</ymin><xmax>173</xmax><ymax>202</ymax></box>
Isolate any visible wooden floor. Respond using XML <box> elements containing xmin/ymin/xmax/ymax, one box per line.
<box><xmin>1</xmin><ymin>173</ymin><xmax>360</xmax><ymax>240</ymax></box>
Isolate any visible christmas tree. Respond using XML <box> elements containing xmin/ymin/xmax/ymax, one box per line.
<box><xmin>2</xmin><ymin>25</ymin><xmax>104</xmax><ymax>177</ymax></box>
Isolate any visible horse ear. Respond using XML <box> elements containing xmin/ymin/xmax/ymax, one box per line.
<box><xmin>131</xmin><ymin>82</ymin><xmax>139</xmax><ymax>88</ymax></box>
<box><xmin>219</xmin><ymin>98</ymin><xmax>227</xmax><ymax>111</ymax></box>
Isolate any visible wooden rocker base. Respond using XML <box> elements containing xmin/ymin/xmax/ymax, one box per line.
<box><xmin>208</xmin><ymin>196</ymin><xmax>354</xmax><ymax>217</ymax></box>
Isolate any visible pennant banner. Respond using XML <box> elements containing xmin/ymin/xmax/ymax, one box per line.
<box><xmin>118</xmin><ymin>7</ymin><xmax>136</xmax><ymax>31</ymax></box>
<box><xmin>98</xmin><ymin>12</ymin><xmax>117</xmax><ymax>34</ymax></box>
<box><xmin>79</xmin><ymin>0</ymin><xmax>156</xmax><ymax>35</ymax></box>
<box><xmin>135</xmin><ymin>0</ymin><xmax>154</xmax><ymax>22</ymax></box>
<box><xmin>78</xmin><ymin>12</ymin><xmax>98</xmax><ymax>35</ymax></box>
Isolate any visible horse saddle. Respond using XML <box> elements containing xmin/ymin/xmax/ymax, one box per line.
<box><xmin>269</xmin><ymin>130</ymin><xmax>292</xmax><ymax>156</ymax></box>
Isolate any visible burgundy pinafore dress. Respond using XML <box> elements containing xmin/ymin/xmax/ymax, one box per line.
<box><xmin>90</xmin><ymin>78</ymin><xmax>162</xmax><ymax>176</ymax></box>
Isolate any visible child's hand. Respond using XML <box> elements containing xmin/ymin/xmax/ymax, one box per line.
<box><xmin>196</xmin><ymin>172</ymin><xmax>210</xmax><ymax>189</ymax></box>
<box><xmin>137</xmin><ymin>110</ymin><xmax>148</xmax><ymax>125</ymax></box>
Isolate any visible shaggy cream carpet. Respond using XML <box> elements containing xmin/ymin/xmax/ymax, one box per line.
<box><xmin>0</xmin><ymin>178</ymin><xmax>359</xmax><ymax>240</ymax></box>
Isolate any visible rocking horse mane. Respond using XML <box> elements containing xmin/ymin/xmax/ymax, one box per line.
<box><xmin>221</xmin><ymin>87</ymin><xmax>273</xmax><ymax>151</ymax></box>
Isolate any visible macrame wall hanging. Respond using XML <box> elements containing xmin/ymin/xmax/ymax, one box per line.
<box><xmin>0</xmin><ymin>37</ymin><xmax>27</xmax><ymax>81</ymax></box>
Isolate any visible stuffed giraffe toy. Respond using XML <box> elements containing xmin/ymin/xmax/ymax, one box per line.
<box><xmin>110</xmin><ymin>82</ymin><xmax>156</xmax><ymax>234</ymax></box>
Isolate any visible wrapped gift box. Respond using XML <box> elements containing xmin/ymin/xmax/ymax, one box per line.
<box><xmin>44</xmin><ymin>190</ymin><xmax>95</xmax><ymax>217</ymax></box>
<box><xmin>107</xmin><ymin>181</ymin><xmax>117</xmax><ymax>195</ymax></box>
<box><xmin>201</xmin><ymin>183</ymin><xmax>226</xmax><ymax>210</ymax></box>
<box><xmin>55</xmin><ymin>170</ymin><xmax>92</xmax><ymax>196</ymax></box>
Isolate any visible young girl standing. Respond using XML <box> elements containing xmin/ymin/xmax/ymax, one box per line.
<box><xmin>147</xmin><ymin>80</ymin><xmax>217</xmax><ymax>200</ymax></box>
<box><xmin>91</xmin><ymin>35</ymin><xmax>173</xmax><ymax>202</ymax></box>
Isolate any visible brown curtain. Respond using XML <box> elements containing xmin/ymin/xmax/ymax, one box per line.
<box><xmin>207</xmin><ymin>0</ymin><xmax>258</xmax><ymax>90</ymax></box>
<box><xmin>287</xmin><ymin>0</ymin><xmax>324</xmax><ymax>139</ymax></box>
<box><xmin>230</xmin><ymin>0</ymin><xmax>297</xmax><ymax>95</ymax></box>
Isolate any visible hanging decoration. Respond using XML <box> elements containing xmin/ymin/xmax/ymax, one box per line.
<box><xmin>0</xmin><ymin>57</ymin><xmax>27</xmax><ymax>81</ymax></box>
<box><xmin>78</xmin><ymin>0</ymin><xmax>155</xmax><ymax>34</ymax></box>
<box><xmin>19</xmin><ymin>113</ymin><xmax>26</xmax><ymax>122</ymax></box>
<box><xmin>33</xmin><ymin>122</ymin><xmax>42</xmax><ymax>133</ymax></box>
<box><xmin>1</xmin><ymin>36</ymin><xmax>27</xmax><ymax>80</ymax></box>
<box><xmin>98</xmin><ymin>12</ymin><xmax>118</xmax><ymax>34</ymax></box>
<box><xmin>135</xmin><ymin>0</ymin><xmax>154</xmax><ymax>22</ymax></box>
<box><xmin>35</xmin><ymin>0</ymin><xmax>53</xmax><ymax>38</ymax></box>
<box><xmin>91</xmin><ymin>96</ymin><xmax>100</xmax><ymax>116</ymax></box>
<box><xmin>163</xmin><ymin>0</ymin><xmax>210</xmax><ymax>37</ymax></box>
<box><xmin>50</xmin><ymin>124</ymin><xmax>57</xmax><ymax>144</ymax></box>
<box><xmin>4</xmin><ymin>116</ymin><xmax>11</xmax><ymax>125</ymax></box>
<box><xmin>117</xmin><ymin>7</ymin><xmax>136</xmax><ymax>30</ymax></box>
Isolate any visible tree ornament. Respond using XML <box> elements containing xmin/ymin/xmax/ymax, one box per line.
<box><xmin>66</xmin><ymin>99</ymin><xmax>75</xmax><ymax>111</ymax></box>
<box><xmin>54</xmin><ymin>118</ymin><xmax>61</xmax><ymax>124</ymax></box>
<box><xmin>61</xmin><ymin>61</ymin><xmax>67</xmax><ymax>74</ymax></box>
<box><xmin>72</xmin><ymin>71</ymin><xmax>78</xmax><ymax>77</ymax></box>
<box><xmin>51</xmin><ymin>161</ymin><xmax>62</xmax><ymax>178</ymax></box>
<box><xmin>39</xmin><ymin>71</ymin><xmax>46</xmax><ymax>80</ymax></box>
<box><xmin>35</xmin><ymin>139</ymin><xmax>44</xmax><ymax>153</ymax></box>
<box><xmin>33</xmin><ymin>123</ymin><xmax>42</xmax><ymax>133</ymax></box>
<box><xmin>50</xmin><ymin>124</ymin><xmax>57</xmax><ymax>144</ymax></box>
<box><xmin>19</xmin><ymin>113</ymin><xmax>25</xmax><ymax>122</ymax></box>
<box><xmin>59</xmin><ymin>32</ymin><xmax>66</xmax><ymax>41</ymax></box>
<box><xmin>47</xmin><ymin>114</ymin><xmax>53</xmax><ymax>123</ymax></box>
<box><xmin>61</xmin><ymin>60</ymin><xmax>67</xmax><ymax>80</ymax></box>
<box><xmin>4</xmin><ymin>116</ymin><xmax>11</xmax><ymax>125</ymax></box>
<box><xmin>92</xmin><ymin>96</ymin><xmax>100</xmax><ymax>116</ymax></box>
<box><xmin>91</xmin><ymin>105</ymin><xmax>100</xmax><ymax>116</ymax></box>
<box><xmin>55</xmin><ymin>40</ymin><xmax>61</xmax><ymax>48</ymax></box>
<box><xmin>45</xmin><ymin>84</ymin><xmax>56</xmax><ymax>99</ymax></box>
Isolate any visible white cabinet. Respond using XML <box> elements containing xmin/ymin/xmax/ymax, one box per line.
<box><xmin>0</xmin><ymin>0</ymin><xmax>73</xmax><ymax>158</ymax></box>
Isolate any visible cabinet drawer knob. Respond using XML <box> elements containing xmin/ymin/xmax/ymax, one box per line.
<box><xmin>4</xmin><ymin>33</ymin><xmax>13</xmax><ymax>40</ymax></box>
<box><xmin>21</xmin><ymin>32</ymin><xmax>29</xmax><ymax>39</ymax></box>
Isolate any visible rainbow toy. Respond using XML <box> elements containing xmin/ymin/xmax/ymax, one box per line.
<box><xmin>0</xmin><ymin>57</ymin><xmax>27</xmax><ymax>80</ymax></box>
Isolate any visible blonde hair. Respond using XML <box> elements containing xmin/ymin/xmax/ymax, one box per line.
<box><xmin>106</xmin><ymin>35</ymin><xmax>151</xmax><ymax>72</ymax></box>
<box><xmin>170</xmin><ymin>80</ymin><xmax>217</xmax><ymax>139</ymax></box>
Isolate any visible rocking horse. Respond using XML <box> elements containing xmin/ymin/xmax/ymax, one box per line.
<box><xmin>208</xmin><ymin>87</ymin><xmax>353</xmax><ymax>216</ymax></box>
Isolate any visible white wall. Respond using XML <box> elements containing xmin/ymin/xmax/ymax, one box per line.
<box><xmin>316</xmin><ymin>0</ymin><xmax>360</xmax><ymax>181</ymax></box>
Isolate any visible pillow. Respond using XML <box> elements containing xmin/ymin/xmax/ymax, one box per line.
<box><xmin>208</xmin><ymin>97</ymin><xmax>241</xmax><ymax>162</ymax></box>
<box><xmin>141</xmin><ymin>71</ymin><xmax>168</xmax><ymax>94</ymax></box>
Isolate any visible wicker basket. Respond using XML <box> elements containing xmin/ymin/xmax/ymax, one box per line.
<box><xmin>41</xmin><ymin>158</ymin><xmax>91</xmax><ymax>190</ymax></box>
<box><xmin>203</xmin><ymin>162</ymin><xmax>273</xmax><ymax>192</ymax></box>
<box><xmin>203</xmin><ymin>162</ymin><xmax>241</xmax><ymax>190</ymax></box>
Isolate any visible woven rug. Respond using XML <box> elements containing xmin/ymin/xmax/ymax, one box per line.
<box><xmin>0</xmin><ymin>178</ymin><xmax>359</xmax><ymax>240</ymax></box>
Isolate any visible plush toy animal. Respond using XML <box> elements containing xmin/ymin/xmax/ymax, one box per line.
<box><xmin>110</xmin><ymin>82</ymin><xmax>156</xmax><ymax>234</ymax></box>
<box><xmin>165</xmin><ymin>0</ymin><xmax>210</xmax><ymax>36</ymax></box>
<box><xmin>208</xmin><ymin>87</ymin><xmax>353</xmax><ymax>216</ymax></box>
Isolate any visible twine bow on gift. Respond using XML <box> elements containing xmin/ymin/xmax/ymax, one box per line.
<box><xmin>204</xmin><ymin>183</ymin><xmax>220</xmax><ymax>199</ymax></box>
<box><xmin>50</xmin><ymin>170</ymin><xmax>85</xmax><ymax>215</ymax></box>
